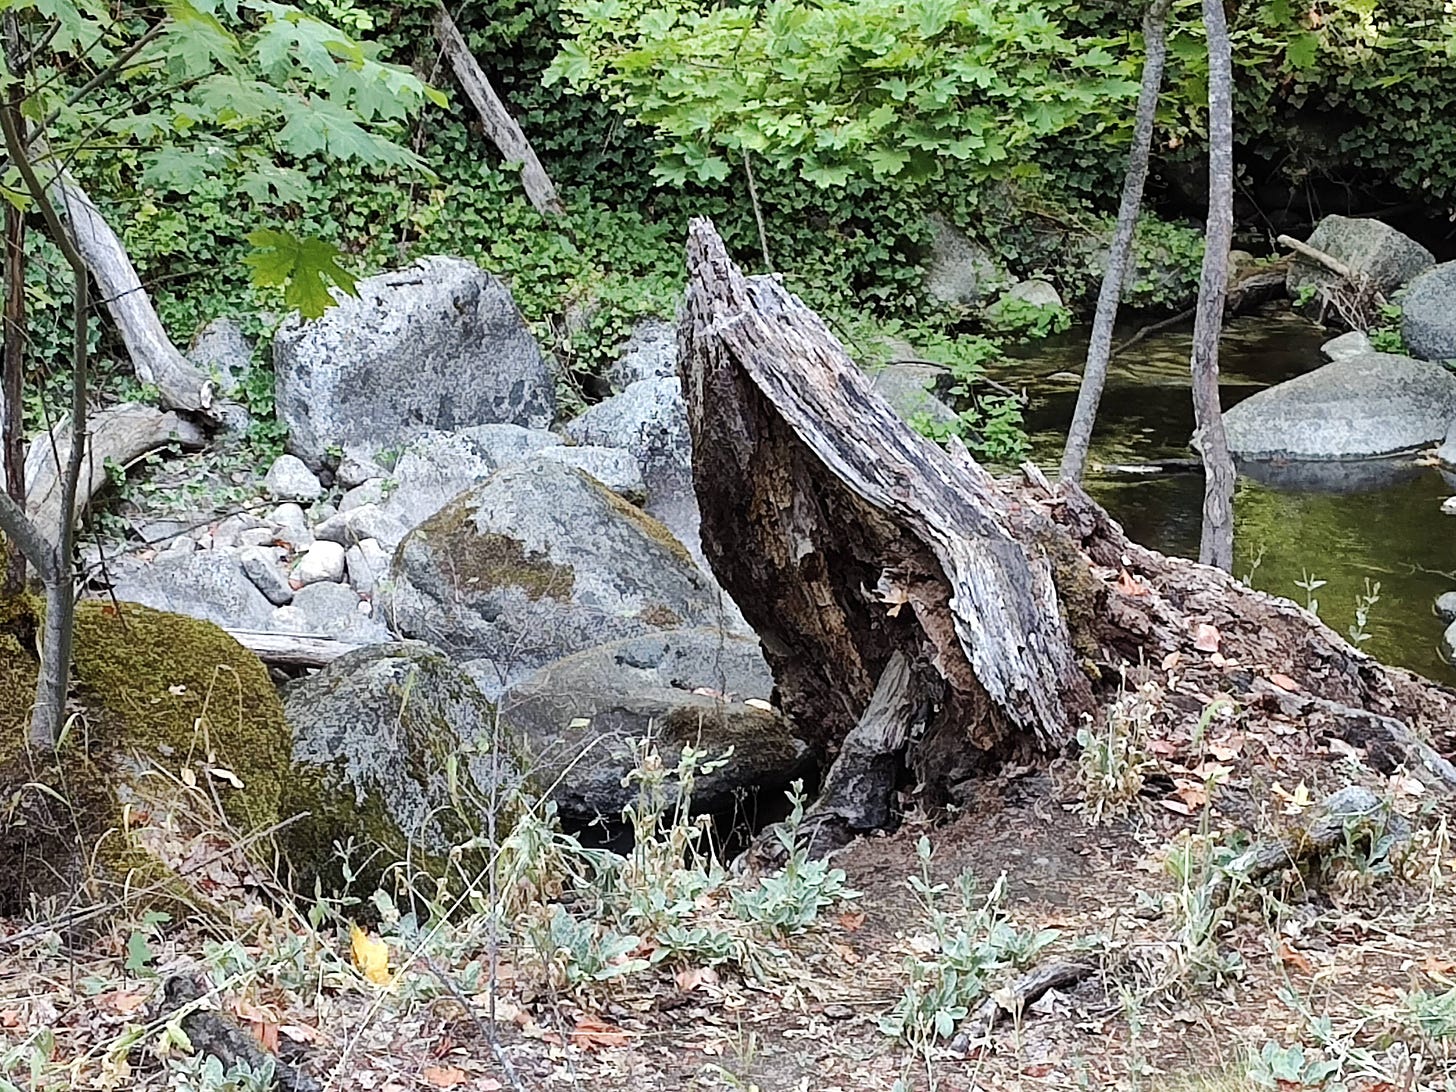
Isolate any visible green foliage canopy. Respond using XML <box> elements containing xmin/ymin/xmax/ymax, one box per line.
<box><xmin>546</xmin><ymin>0</ymin><xmax>1142</xmax><ymax>188</ymax></box>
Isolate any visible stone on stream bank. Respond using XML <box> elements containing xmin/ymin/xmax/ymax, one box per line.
<box><xmin>280</xmin><ymin>642</ymin><xmax>521</xmax><ymax>887</ymax></box>
<box><xmin>1286</xmin><ymin>215</ymin><xmax>1434</xmax><ymax>303</ymax></box>
<box><xmin>274</xmin><ymin>256</ymin><xmax>555</xmax><ymax>469</ymax></box>
<box><xmin>502</xmin><ymin>629</ymin><xmax>806</xmax><ymax>825</ymax></box>
<box><xmin>1400</xmin><ymin>262</ymin><xmax>1456</xmax><ymax>363</ymax></box>
<box><xmin>1221</xmin><ymin>352</ymin><xmax>1456</xmax><ymax>460</ymax></box>
<box><xmin>379</xmin><ymin>460</ymin><xmax>726</xmax><ymax>698</ymax></box>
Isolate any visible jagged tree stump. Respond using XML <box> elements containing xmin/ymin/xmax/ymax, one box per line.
<box><xmin>679</xmin><ymin>219</ymin><xmax>1456</xmax><ymax>830</ymax></box>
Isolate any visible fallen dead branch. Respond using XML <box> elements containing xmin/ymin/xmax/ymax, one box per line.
<box><xmin>159</xmin><ymin>976</ymin><xmax>322</xmax><ymax>1092</ymax></box>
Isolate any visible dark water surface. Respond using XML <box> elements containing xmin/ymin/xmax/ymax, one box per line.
<box><xmin>995</xmin><ymin>312</ymin><xmax>1456</xmax><ymax>684</ymax></box>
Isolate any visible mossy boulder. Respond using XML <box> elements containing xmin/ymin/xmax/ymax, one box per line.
<box><xmin>379</xmin><ymin>461</ymin><xmax>723</xmax><ymax>697</ymax></box>
<box><xmin>501</xmin><ymin>629</ymin><xmax>812</xmax><ymax>825</ymax></box>
<box><xmin>0</xmin><ymin>600</ymin><xmax>290</xmax><ymax>914</ymax></box>
<box><xmin>280</xmin><ymin>641</ymin><xmax>523</xmax><ymax>891</ymax></box>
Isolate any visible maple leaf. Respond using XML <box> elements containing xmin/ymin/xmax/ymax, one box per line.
<box><xmin>349</xmin><ymin>924</ymin><xmax>391</xmax><ymax>985</ymax></box>
<box><xmin>244</xmin><ymin>227</ymin><xmax>359</xmax><ymax>318</ymax></box>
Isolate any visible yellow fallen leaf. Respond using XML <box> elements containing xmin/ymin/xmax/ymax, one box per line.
<box><xmin>350</xmin><ymin>924</ymin><xmax>391</xmax><ymax>985</ymax></box>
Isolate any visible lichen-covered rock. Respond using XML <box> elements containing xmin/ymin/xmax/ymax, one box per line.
<box><xmin>527</xmin><ymin>445</ymin><xmax>647</xmax><ymax>502</ymax></box>
<box><xmin>280</xmin><ymin>642</ymin><xmax>522</xmax><ymax>886</ymax></box>
<box><xmin>502</xmin><ymin>629</ymin><xmax>808</xmax><ymax>824</ymax></box>
<box><xmin>1287</xmin><ymin>216</ymin><xmax>1434</xmax><ymax>302</ymax></box>
<box><xmin>273</xmin><ymin>581</ymin><xmax>389</xmax><ymax>642</ymax></box>
<box><xmin>922</xmin><ymin>213</ymin><xmax>1010</xmax><ymax>308</ymax></box>
<box><xmin>264</xmin><ymin>454</ymin><xmax>323</xmax><ymax>502</ymax></box>
<box><xmin>565</xmin><ymin>377</ymin><xmax>691</xmax><ymax>500</ymax></box>
<box><xmin>274</xmin><ymin>256</ymin><xmax>554</xmax><ymax>468</ymax></box>
<box><xmin>0</xmin><ymin>601</ymin><xmax>290</xmax><ymax>913</ymax></box>
<box><xmin>378</xmin><ymin>461</ymin><xmax>721</xmax><ymax>697</ymax></box>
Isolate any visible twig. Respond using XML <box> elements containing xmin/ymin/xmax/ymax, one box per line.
<box><xmin>742</xmin><ymin>150</ymin><xmax>772</xmax><ymax>272</ymax></box>
<box><xmin>422</xmin><ymin>957</ymin><xmax>527</xmax><ymax>1092</ymax></box>
<box><xmin>1110</xmin><ymin>306</ymin><xmax>1194</xmax><ymax>359</ymax></box>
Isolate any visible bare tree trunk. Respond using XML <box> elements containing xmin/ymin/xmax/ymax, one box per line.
<box><xmin>1190</xmin><ymin>0</ymin><xmax>1236</xmax><ymax>571</ymax></box>
<box><xmin>1060</xmin><ymin>0</ymin><xmax>1172</xmax><ymax>484</ymax></box>
<box><xmin>2</xmin><ymin>204</ymin><xmax>26</xmax><ymax>596</ymax></box>
<box><xmin>432</xmin><ymin>4</ymin><xmax>563</xmax><ymax>217</ymax></box>
<box><xmin>679</xmin><ymin>217</ymin><xmax>1456</xmax><ymax>822</ymax></box>
<box><xmin>47</xmin><ymin>172</ymin><xmax>217</xmax><ymax>417</ymax></box>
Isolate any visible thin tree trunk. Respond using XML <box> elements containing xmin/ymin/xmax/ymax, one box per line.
<box><xmin>432</xmin><ymin>4</ymin><xmax>563</xmax><ymax>217</ymax></box>
<box><xmin>2</xmin><ymin>204</ymin><xmax>26</xmax><ymax>596</ymax></box>
<box><xmin>1190</xmin><ymin>0</ymin><xmax>1236</xmax><ymax>571</ymax></box>
<box><xmin>1060</xmin><ymin>0</ymin><xmax>1172</xmax><ymax>484</ymax></box>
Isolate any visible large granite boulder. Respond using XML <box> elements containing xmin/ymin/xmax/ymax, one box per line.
<box><xmin>502</xmin><ymin>630</ymin><xmax>809</xmax><ymax>824</ymax></box>
<box><xmin>609</xmin><ymin>319</ymin><xmax>678</xmax><ymax>390</ymax></box>
<box><xmin>281</xmin><ymin>642</ymin><xmax>521</xmax><ymax>885</ymax></box>
<box><xmin>565</xmin><ymin>377</ymin><xmax>691</xmax><ymax>499</ymax></box>
<box><xmin>1222</xmin><ymin>352</ymin><xmax>1456</xmax><ymax>460</ymax></box>
<box><xmin>106</xmin><ymin>550</ymin><xmax>276</xmax><ymax>630</ymax></box>
<box><xmin>922</xmin><ymin>214</ymin><xmax>1010</xmax><ymax>308</ymax></box>
<box><xmin>378</xmin><ymin>461</ymin><xmax>723</xmax><ymax>697</ymax></box>
<box><xmin>869</xmin><ymin>362</ymin><xmax>958</xmax><ymax>428</ymax></box>
<box><xmin>1286</xmin><ymin>216</ymin><xmax>1434</xmax><ymax>302</ymax></box>
<box><xmin>1400</xmin><ymin>262</ymin><xmax>1456</xmax><ymax>363</ymax></box>
<box><xmin>274</xmin><ymin>256</ymin><xmax>554</xmax><ymax>468</ymax></box>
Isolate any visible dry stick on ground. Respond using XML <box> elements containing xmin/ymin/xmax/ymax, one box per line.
<box><xmin>1189</xmin><ymin>0</ymin><xmax>1237</xmax><ymax>571</ymax></box>
<box><xmin>1060</xmin><ymin>0</ymin><xmax>1172</xmax><ymax>483</ymax></box>
<box><xmin>225</xmin><ymin>630</ymin><xmax>367</xmax><ymax>667</ymax></box>
<box><xmin>160</xmin><ymin>977</ymin><xmax>323</xmax><ymax>1092</ymax></box>
<box><xmin>433</xmin><ymin>3</ymin><xmax>563</xmax><ymax>217</ymax></box>
<box><xmin>958</xmin><ymin>786</ymin><xmax>1394</xmax><ymax>1043</ymax></box>
<box><xmin>24</xmin><ymin>402</ymin><xmax>206</xmax><ymax>532</ymax></box>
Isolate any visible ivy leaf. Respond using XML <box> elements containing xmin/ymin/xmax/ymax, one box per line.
<box><xmin>1284</xmin><ymin>32</ymin><xmax>1321</xmax><ymax>71</ymax></box>
<box><xmin>124</xmin><ymin>929</ymin><xmax>155</xmax><ymax>975</ymax></box>
<box><xmin>244</xmin><ymin>228</ymin><xmax>358</xmax><ymax>318</ymax></box>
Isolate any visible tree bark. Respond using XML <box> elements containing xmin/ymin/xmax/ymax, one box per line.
<box><xmin>680</xmin><ymin>217</ymin><xmax>1456</xmax><ymax>813</ymax></box>
<box><xmin>3</xmin><ymin>204</ymin><xmax>26</xmax><ymax>596</ymax></box>
<box><xmin>1060</xmin><ymin>0</ymin><xmax>1172</xmax><ymax>484</ymax></box>
<box><xmin>1190</xmin><ymin>0</ymin><xmax>1237</xmax><ymax>571</ymax></box>
<box><xmin>433</xmin><ymin>4</ymin><xmax>563</xmax><ymax>217</ymax></box>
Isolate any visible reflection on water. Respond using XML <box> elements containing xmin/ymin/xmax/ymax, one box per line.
<box><xmin>996</xmin><ymin>312</ymin><xmax>1456</xmax><ymax>684</ymax></box>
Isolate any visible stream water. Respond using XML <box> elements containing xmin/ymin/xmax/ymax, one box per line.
<box><xmin>999</xmin><ymin>311</ymin><xmax>1456</xmax><ymax>684</ymax></box>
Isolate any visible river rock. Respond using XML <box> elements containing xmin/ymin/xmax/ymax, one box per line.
<box><xmin>1000</xmin><ymin>279</ymin><xmax>1063</xmax><ymax>310</ymax></box>
<box><xmin>1287</xmin><ymin>216</ymin><xmax>1434</xmax><ymax>301</ymax></box>
<box><xmin>609</xmin><ymin>319</ymin><xmax>678</xmax><ymax>389</ymax></box>
<box><xmin>528</xmin><ymin>445</ymin><xmax>646</xmax><ymax>502</ymax></box>
<box><xmin>1443</xmin><ymin>621</ymin><xmax>1456</xmax><ymax>667</ymax></box>
<box><xmin>281</xmin><ymin>642</ymin><xmax>520</xmax><ymax>881</ymax></box>
<box><xmin>923</xmin><ymin>213</ymin><xmax>1009</xmax><ymax>308</ymax></box>
<box><xmin>274</xmin><ymin>256</ymin><xmax>554</xmax><ymax>468</ymax></box>
<box><xmin>502</xmin><ymin>629</ymin><xmax>807</xmax><ymax>823</ymax></box>
<box><xmin>264</xmin><ymin>454</ymin><xmax>323</xmax><ymax>503</ymax></box>
<box><xmin>870</xmin><ymin>362</ymin><xmax>958</xmax><ymax>427</ymax></box>
<box><xmin>1221</xmin><ymin>352</ymin><xmax>1456</xmax><ymax>460</ymax></box>
<box><xmin>1400</xmin><ymin>261</ymin><xmax>1456</xmax><ymax>362</ymax></box>
<box><xmin>240</xmin><ymin>544</ymin><xmax>293</xmax><ymax>606</ymax></box>
<box><xmin>345</xmin><ymin>539</ymin><xmax>390</xmax><ymax>594</ymax></box>
<box><xmin>337</xmin><ymin>452</ymin><xmax>387</xmax><ymax>489</ymax></box>
<box><xmin>565</xmin><ymin>377</ymin><xmax>691</xmax><ymax>497</ymax></box>
<box><xmin>274</xmin><ymin>581</ymin><xmax>387</xmax><ymax>641</ymax></box>
<box><xmin>455</xmin><ymin>422</ymin><xmax>563</xmax><ymax>465</ymax></box>
<box><xmin>379</xmin><ymin>461</ymin><xmax>721</xmax><ymax>698</ymax></box>
<box><xmin>1436</xmin><ymin>591</ymin><xmax>1456</xmax><ymax>623</ymax></box>
<box><xmin>107</xmin><ymin>550</ymin><xmax>275</xmax><ymax>630</ymax></box>
<box><xmin>340</xmin><ymin>480</ymin><xmax>387</xmax><ymax>512</ymax></box>
<box><xmin>291</xmin><ymin>541</ymin><xmax>346</xmax><ymax>586</ymax></box>
<box><xmin>1320</xmin><ymin>330</ymin><xmax>1372</xmax><ymax>361</ymax></box>
<box><xmin>187</xmin><ymin>317</ymin><xmax>252</xmax><ymax>393</ymax></box>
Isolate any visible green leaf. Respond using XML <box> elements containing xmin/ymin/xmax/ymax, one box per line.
<box><xmin>124</xmin><ymin>929</ymin><xmax>154</xmax><ymax>974</ymax></box>
<box><xmin>1284</xmin><ymin>32</ymin><xmax>1321</xmax><ymax>71</ymax></box>
<box><xmin>244</xmin><ymin>228</ymin><xmax>358</xmax><ymax>318</ymax></box>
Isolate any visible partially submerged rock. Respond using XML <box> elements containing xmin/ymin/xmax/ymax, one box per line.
<box><xmin>274</xmin><ymin>256</ymin><xmax>554</xmax><ymax>468</ymax></box>
<box><xmin>281</xmin><ymin>642</ymin><xmax>521</xmax><ymax>889</ymax></box>
<box><xmin>1221</xmin><ymin>352</ymin><xmax>1456</xmax><ymax>460</ymax></box>
<box><xmin>379</xmin><ymin>460</ymin><xmax>722</xmax><ymax>697</ymax></box>
<box><xmin>502</xmin><ymin>630</ymin><xmax>808</xmax><ymax>824</ymax></box>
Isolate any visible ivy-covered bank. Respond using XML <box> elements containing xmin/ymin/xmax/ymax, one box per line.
<box><xmin>22</xmin><ymin>0</ymin><xmax>1456</xmax><ymax>465</ymax></box>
